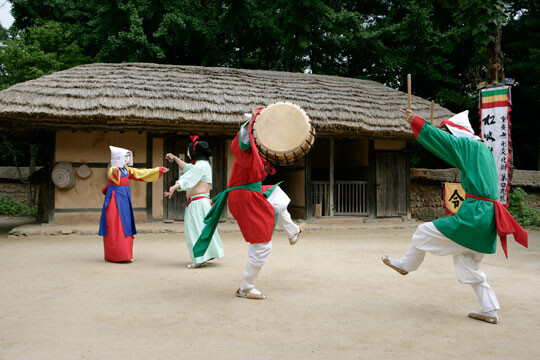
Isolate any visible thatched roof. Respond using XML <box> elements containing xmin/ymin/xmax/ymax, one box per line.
<box><xmin>0</xmin><ymin>62</ymin><xmax>454</xmax><ymax>137</ymax></box>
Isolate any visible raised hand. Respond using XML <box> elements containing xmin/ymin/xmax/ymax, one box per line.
<box><xmin>399</xmin><ymin>108</ymin><xmax>416</xmax><ymax>125</ymax></box>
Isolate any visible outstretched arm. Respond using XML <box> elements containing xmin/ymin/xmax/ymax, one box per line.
<box><xmin>165</xmin><ymin>153</ymin><xmax>188</xmax><ymax>170</ymax></box>
<box><xmin>400</xmin><ymin>109</ymin><xmax>469</xmax><ymax>171</ymax></box>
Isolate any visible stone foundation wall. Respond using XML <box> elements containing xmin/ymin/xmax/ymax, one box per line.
<box><xmin>410</xmin><ymin>182</ymin><xmax>446</xmax><ymax>221</ymax></box>
<box><xmin>411</xmin><ymin>168</ymin><xmax>540</xmax><ymax>221</ymax></box>
<box><xmin>0</xmin><ymin>182</ymin><xmax>30</xmax><ymax>205</ymax></box>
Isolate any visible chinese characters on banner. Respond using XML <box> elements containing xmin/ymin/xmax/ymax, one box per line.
<box><xmin>479</xmin><ymin>86</ymin><xmax>511</xmax><ymax>206</ymax></box>
<box><xmin>443</xmin><ymin>182</ymin><xmax>466</xmax><ymax>215</ymax></box>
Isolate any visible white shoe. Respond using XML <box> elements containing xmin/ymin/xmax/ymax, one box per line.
<box><xmin>235</xmin><ymin>288</ymin><xmax>266</xmax><ymax>300</ymax></box>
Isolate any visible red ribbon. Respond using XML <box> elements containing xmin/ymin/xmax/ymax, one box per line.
<box><xmin>189</xmin><ymin>135</ymin><xmax>199</xmax><ymax>164</ymax></box>
<box><xmin>439</xmin><ymin>120</ymin><xmax>475</xmax><ymax>135</ymax></box>
<box><xmin>186</xmin><ymin>195</ymin><xmax>211</xmax><ymax>208</ymax></box>
<box><xmin>465</xmin><ymin>194</ymin><xmax>528</xmax><ymax>258</ymax></box>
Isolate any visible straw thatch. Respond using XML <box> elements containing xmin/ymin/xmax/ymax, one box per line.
<box><xmin>0</xmin><ymin>63</ymin><xmax>454</xmax><ymax>137</ymax></box>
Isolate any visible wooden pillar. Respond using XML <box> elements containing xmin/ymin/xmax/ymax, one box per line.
<box><xmin>47</xmin><ymin>133</ymin><xmax>56</xmax><ymax>224</ymax></box>
<box><xmin>329</xmin><ymin>137</ymin><xmax>334</xmax><ymax>216</ymax></box>
<box><xmin>367</xmin><ymin>140</ymin><xmax>377</xmax><ymax>218</ymax></box>
<box><xmin>305</xmin><ymin>150</ymin><xmax>312</xmax><ymax>220</ymax></box>
<box><xmin>146</xmin><ymin>133</ymin><xmax>153</xmax><ymax>222</ymax></box>
<box><xmin>405</xmin><ymin>143</ymin><xmax>411</xmax><ymax>219</ymax></box>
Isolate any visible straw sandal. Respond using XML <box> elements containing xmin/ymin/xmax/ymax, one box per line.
<box><xmin>468</xmin><ymin>311</ymin><xmax>498</xmax><ymax>324</ymax></box>
<box><xmin>235</xmin><ymin>288</ymin><xmax>266</xmax><ymax>300</ymax></box>
<box><xmin>289</xmin><ymin>223</ymin><xmax>307</xmax><ymax>245</ymax></box>
<box><xmin>381</xmin><ymin>255</ymin><xmax>408</xmax><ymax>275</ymax></box>
<box><xmin>187</xmin><ymin>262</ymin><xmax>207</xmax><ymax>269</ymax></box>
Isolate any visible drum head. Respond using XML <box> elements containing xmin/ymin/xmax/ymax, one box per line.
<box><xmin>254</xmin><ymin>103</ymin><xmax>310</xmax><ymax>153</ymax></box>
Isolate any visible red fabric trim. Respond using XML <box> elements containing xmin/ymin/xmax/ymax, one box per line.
<box><xmin>186</xmin><ymin>195</ymin><xmax>211</xmax><ymax>208</ymax></box>
<box><xmin>465</xmin><ymin>194</ymin><xmax>528</xmax><ymax>258</ymax></box>
<box><xmin>439</xmin><ymin>120</ymin><xmax>474</xmax><ymax>134</ymax></box>
<box><xmin>480</xmin><ymin>101</ymin><xmax>509</xmax><ymax>109</ymax></box>
<box><xmin>411</xmin><ymin>116</ymin><xmax>425</xmax><ymax>138</ymax></box>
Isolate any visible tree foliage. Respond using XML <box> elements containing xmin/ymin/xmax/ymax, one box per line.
<box><xmin>3</xmin><ymin>0</ymin><xmax>540</xmax><ymax>169</ymax></box>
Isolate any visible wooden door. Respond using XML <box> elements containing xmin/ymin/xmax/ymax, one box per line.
<box><xmin>376</xmin><ymin>151</ymin><xmax>407</xmax><ymax>217</ymax></box>
<box><xmin>163</xmin><ymin>136</ymin><xmax>188</xmax><ymax>220</ymax></box>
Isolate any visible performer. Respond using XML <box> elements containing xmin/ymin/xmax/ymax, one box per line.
<box><xmin>192</xmin><ymin>109</ymin><xmax>306</xmax><ymax>300</ymax></box>
<box><xmin>382</xmin><ymin>109</ymin><xmax>527</xmax><ymax>324</ymax></box>
<box><xmin>164</xmin><ymin>135</ymin><xmax>224</xmax><ymax>269</ymax></box>
<box><xmin>99</xmin><ymin>146</ymin><xmax>168</xmax><ymax>263</ymax></box>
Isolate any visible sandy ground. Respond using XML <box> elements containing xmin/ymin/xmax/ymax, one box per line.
<box><xmin>1</xmin><ymin>226</ymin><xmax>539</xmax><ymax>360</ymax></box>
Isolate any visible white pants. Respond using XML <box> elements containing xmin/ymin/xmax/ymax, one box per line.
<box><xmin>266</xmin><ymin>186</ymin><xmax>300</xmax><ymax>239</ymax></box>
<box><xmin>241</xmin><ymin>186</ymin><xmax>299</xmax><ymax>291</ymax></box>
<box><xmin>397</xmin><ymin>222</ymin><xmax>500</xmax><ymax>313</ymax></box>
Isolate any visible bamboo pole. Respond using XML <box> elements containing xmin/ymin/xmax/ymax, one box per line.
<box><xmin>407</xmin><ymin>74</ymin><xmax>412</xmax><ymax>110</ymax></box>
<box><xmin>430</xmin><ymin>100</ymin><xmax>434</xmax><ymax>124</ymax></box>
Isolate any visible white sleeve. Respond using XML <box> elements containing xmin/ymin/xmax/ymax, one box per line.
<box><xmin>239</xmin><ymin>121</ymin><xmax>251</xmax><ymax>148</ymax></box>
<box><xmin>175</xmin><ymin>163</ymin><xmax>203</xmax><ymax>191</ymax></box>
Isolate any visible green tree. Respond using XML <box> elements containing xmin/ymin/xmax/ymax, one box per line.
<box><xmin>0</xmin><ymin>21</ymin><xmax>88</xmax><ymax>89</ymax></box>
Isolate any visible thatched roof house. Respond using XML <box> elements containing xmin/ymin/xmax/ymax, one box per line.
<box><xmin>0</xmin><ymin>62</ymin><xmax>452</xmax><ymax>137</ymax></box>
<box><xmin>0</xmin><ymin>63</ymin><xmax>456</xmax><ymax>224</ymax></box>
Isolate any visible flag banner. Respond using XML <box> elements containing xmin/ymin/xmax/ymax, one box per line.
<box><xmin>443</xmin><ymin>182</ymin><xmax>466</xmax><ymax>215</ymax></box>
<box><xmin>479</xmin><ymin>86</ymin><xmax>511</xmax><ymax>206</ymax></box>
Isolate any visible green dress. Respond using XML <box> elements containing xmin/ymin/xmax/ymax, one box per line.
<box><xmin>177</xmin><ymin>161</ymin><xmax>224</xmax><ymax>264</ymax></box>
<box><xmin>414</xmin><ymin>117</ymin><xmax>498</xmax><ymax>254</ymax></box>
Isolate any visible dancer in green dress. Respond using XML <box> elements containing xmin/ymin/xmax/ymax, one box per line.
<box><xmin>164</xmin><ymin>136</ymin><xmax>224</xmax><ymax>268</ymax></box>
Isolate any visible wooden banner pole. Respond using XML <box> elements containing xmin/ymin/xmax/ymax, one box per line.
<box><xmin>407</xmin><ymin>74</ymin><xmax>412</xmax><ymax>110</ymax></box>
<box><xmin>430</xmin><ymin>100</ymin><xmax>434</xmax><ymax>124</ymax></box>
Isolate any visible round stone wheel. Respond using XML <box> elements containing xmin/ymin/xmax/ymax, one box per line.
<box><xmin>77</xmin><ymin>164</ymin><xmax>91</xmax><ymax>179</ymax></box>
<box><xmin>52</xmin><ymin>162</ymin><xmax>75</xmax><ymax>189</ymax></box>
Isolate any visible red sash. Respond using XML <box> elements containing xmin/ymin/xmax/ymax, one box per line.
<box><xmin>466</xmin><ymin>194</ymin><xmax>528</xmax><ymax>258</ymax></box>
<box><xmin>186</xmin><ymin>195</ymin><xmax>211</xmax><ymax>208</ymax></box>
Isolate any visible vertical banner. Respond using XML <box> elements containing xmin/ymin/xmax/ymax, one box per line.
<box><xmin>479</xmin><ymin>86</ymin><xmax>511</xmax><ymax>206</ymax></box>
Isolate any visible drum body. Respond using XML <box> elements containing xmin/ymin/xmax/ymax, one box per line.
<box><xmin>253</xmin><ymin>102</ymin><xmax>316</xmax><ymax>166</ymax></box>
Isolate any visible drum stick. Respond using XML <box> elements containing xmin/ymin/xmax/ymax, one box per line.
<box><xmin>430</xmin><ymin>100</ymin><xmax>434</xmax><ymax>124</ymax></box>
<box><xmin>407</xmin><ymin>74</ymin><xmax>412</xmax><ymax>110</ymax></box>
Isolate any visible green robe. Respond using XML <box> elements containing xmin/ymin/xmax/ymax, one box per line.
<box><xmin>414</xmin><ymin>117</ymin><xmax>498</xmax><ymax>254</ymax></box>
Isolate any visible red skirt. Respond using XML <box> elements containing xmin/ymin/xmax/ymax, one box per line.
<box><xmin>103</xmin><ymin>190</ymin><xmax>134</xmax><ymax>262</ymax></box>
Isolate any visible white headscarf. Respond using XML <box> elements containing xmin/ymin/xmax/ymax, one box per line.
<box><xmin>440</xmin><ymin>111</ymin><xmax>481</xmax><ymax>141</ymax></box>
<box><xmin>109</xmin><ymin>146</ymin><xmax>133</xmax><ymax>167</ymax></box>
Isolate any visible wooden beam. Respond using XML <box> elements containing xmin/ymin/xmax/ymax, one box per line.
<box><xmin>304</xmin><ymin>150</ymin><xmax>312</xmax><ymax>220</ymax></box>
<box><xmin>146</xmin><ymin>132</ymin><xmax>153</xmax><ymax>222</ymax></box>
<box><xmin>329</xmin><ymin>137</ymin><xmax>334</xmax><ymax>217</ymax></box>
<box><xmin>47</xmin><ymin>133</ymin><xmax>56</xmax><ymax>224</ymax></box>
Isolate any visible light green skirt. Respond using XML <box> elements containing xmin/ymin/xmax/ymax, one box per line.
<box><xmin>185</xmin><ymin>194</ymin><xmax>224</xmax><ymax>264</ymax></box>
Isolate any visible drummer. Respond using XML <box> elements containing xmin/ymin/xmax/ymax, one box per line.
<box><xmin>192</xmin><ymin>108</ymin><xmax>306</xmax><ymax>300</ymax></box>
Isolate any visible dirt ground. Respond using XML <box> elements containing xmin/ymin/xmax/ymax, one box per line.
<box><xmin>1</xmin><ymin>225</ymin><xmax>539</xmax><ymax>360</ymax></box>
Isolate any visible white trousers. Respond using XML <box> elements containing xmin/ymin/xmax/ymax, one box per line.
<box><xmin>266</xmin><ymin>186</ymin><xmax>300</xmax><ymax>239</ymax></box>
<box><xmin>397</xmin><ymin>222</ymin><xmax>500</xmax><ymax>313</ymax></box>
<box><xmin>241</xmin><ymin>186</ymin><xmax>299</xmax><ymax>291</ymax></box>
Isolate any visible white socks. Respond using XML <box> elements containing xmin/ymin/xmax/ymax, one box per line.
<box><xmin>240</xmin><ymin>262</ymin><xmax>263</xmax><ymax>295</ymax></box>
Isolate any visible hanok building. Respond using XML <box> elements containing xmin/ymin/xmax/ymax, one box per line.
<box><xmin>0</xmin><ymin>63</ymin><xmax>453</xmax><ymax>224</ymax></box>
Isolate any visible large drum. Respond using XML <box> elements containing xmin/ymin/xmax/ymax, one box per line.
<box><xmin>253</xmin><ymin>102</ymin><xmax>316</xmax><ymax>166</ymax></box>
